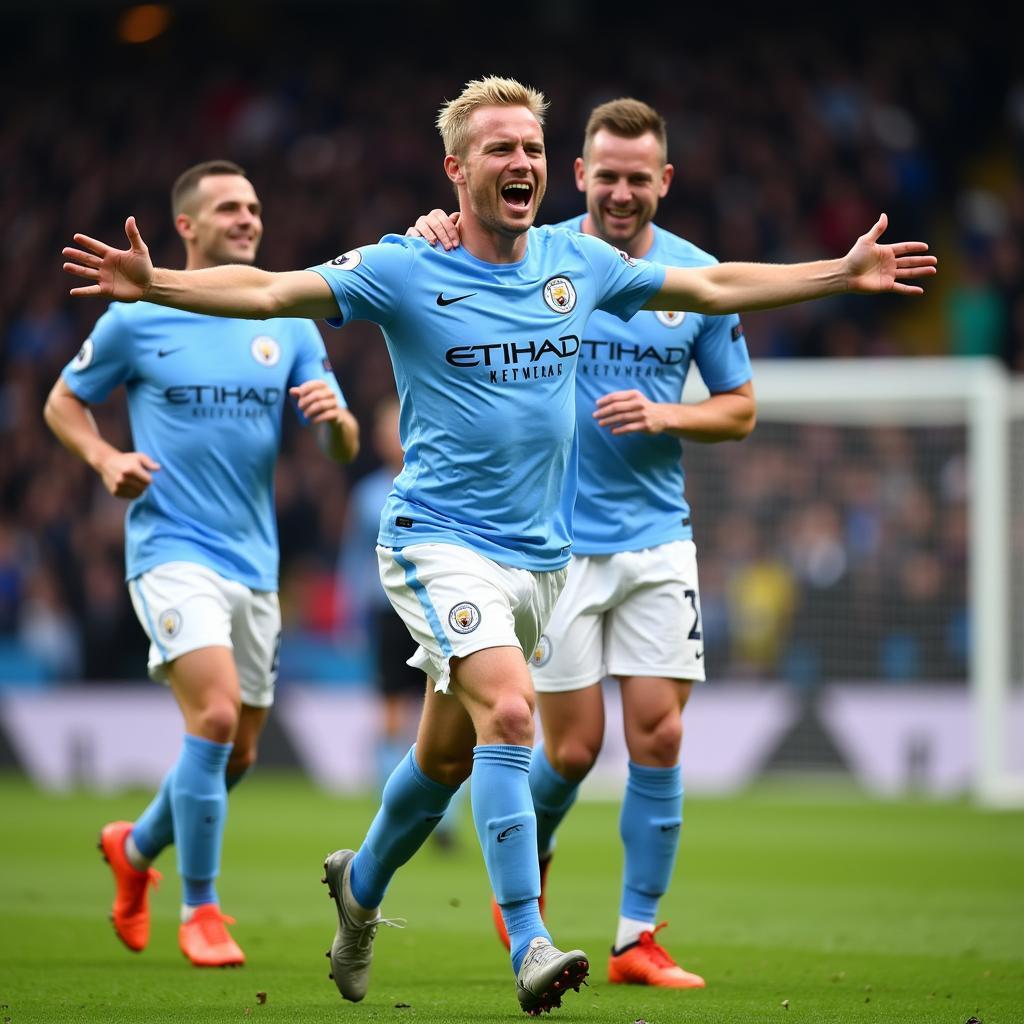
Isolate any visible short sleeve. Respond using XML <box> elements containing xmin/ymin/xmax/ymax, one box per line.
<box><xmin>306</xmin><ymin>235</ymin><xmax>416</xmax><ymax>328</ymax></box>
<box><xmin>577</xmin><ymin>235</ymin><xmax>666</xmax><ymax>322</ymax></box>
<box><xmin>61</xmin><ymin>304</ymin><xmax>135</xmax><ymax>403</ymax></box>
<box><xmin>693</xmin><ymin>313</ymin><xmax>752</xmax><ymax>394</ymax></box>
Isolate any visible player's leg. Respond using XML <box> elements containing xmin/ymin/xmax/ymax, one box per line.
<box><xmin>533</xmin><ymin>686</ymin><xmax>605</xmax><ymax>857</ymax></box>
<box><xmin>487</xmin><ymin>684</ymin><xmax>604</xmax><ymax>950</ymax></box>
<box><xmin>166</xmin><ymin>644</ymin><xmax>245</xmax><ymax>966</ymax></box>
<box><xmin>451</xmin><ymin>645</ymin><xmax>589</xmax><ymax>1013</ymax></box>
<box><xmin>226</xmin><ymin>704</ymin><xmax>269</xmax><ymax>790</ymax></box>
<box><xmin>605</xmin><ymin>541</ymin><xmax>706</xmax><ymax>988</ymax></box>
<box><xmin>323</xmin><ymin>676</ymin><xmax>467</xmax><ymax>1002</ymax></box>
<box><xmin>101</xmin><ymin>565</ymin><xmax>239</xmax><ymax>957</ymax></box>
<box><xmin>347</xmin><ymin>678</ymin><xmax>472</xmax><ymax>913</ymax></box>
<box><xmin>485</xmin><ymin>554</ymin><xmax>607</xmax><ymax>948</ymax></box>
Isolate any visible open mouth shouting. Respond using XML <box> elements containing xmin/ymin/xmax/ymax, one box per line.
<box><xmin>501</xmin><ymin>181</ymin><xmax>534</xmax><ymax>210</ymax></box>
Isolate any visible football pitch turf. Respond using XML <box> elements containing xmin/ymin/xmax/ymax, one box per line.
<box><xmin>1</xmin><ymin>774</ymin><xmax>1022</xmax><ymax>1023</ymax></box>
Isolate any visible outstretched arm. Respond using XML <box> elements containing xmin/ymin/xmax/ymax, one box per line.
<box><xmin>645</xmin><ymin>214</ymin><xmax>936</xmax><ymax>314</ymax></box>
<box><xmin>44</xmin><ymin>377</ymin><xmax>160</xmax><ymax>499</ymax></box>
<box><xmin>63</xmin><ymin>217</ymin><xmax>340</xmax><ymax>320</ymax></box>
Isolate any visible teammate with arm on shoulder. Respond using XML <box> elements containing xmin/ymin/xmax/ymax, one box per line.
<box><xmin>46</xmin><ymin>160</ymin><xmax>358</xmax><ymax>969</ymax></box>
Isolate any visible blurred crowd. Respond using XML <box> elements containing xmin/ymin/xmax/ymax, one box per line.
<box><xmin>686</xmin><ymin>422</ymin><xmax>969</xmax><ymax>685</ymax></box>
<box><xmin>0</xmin><ymin>5</ymin><xmax>1016</xmax><ymax>686</ymax></box>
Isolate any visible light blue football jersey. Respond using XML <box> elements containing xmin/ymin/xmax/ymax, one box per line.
<box><xmin>61</xmin><ymin>303</ymin><xmax>346</xmax><ymax>590</ymax></box>
<box><xmin>310</xmin><ymin>229</ymin><xmax>664</xmax><ymax>571</ymax></box>
<box><xmin>557</xmin><ymin>217</ymin><xmax>752</xmax><ymax>554</ymax></box>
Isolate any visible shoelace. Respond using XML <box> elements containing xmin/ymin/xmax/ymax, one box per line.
<box><xmin>192</xmin><ymin>909</ymin><xmax>237</xmax><ymax>942</ymax></box>
<box><xmin>342</xmin><ymin>915</ymin><xmax>406</xmax><ymax>953</ymax></box>
<box><xmin>638</xmin><ymin>923</ymin><xmax>678</xmax><ymax>969</ymax></box>
<box><xmin>524</xmin><ymin>940</ymin><xmax>564</xmax><ymax>969</ymax></box>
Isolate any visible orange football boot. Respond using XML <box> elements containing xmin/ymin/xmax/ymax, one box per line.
<box><xmin>491</xmin><ymin>854</ymin><xmax>552</xmax><ymax>951</ymax></box>
<box><xmin>178</xmin><ymin>904</ymin><xmax>246</xmax><ymax>967</ymax></box>
<box><xmin>608</xmin><ymin>922</ymin><xmax>706</xmax><ymax>988</ymax></box>
<box><xmin>98</xmin><ymin>820</ymin><xmax>162</xmax><ymax>952</ymax></box>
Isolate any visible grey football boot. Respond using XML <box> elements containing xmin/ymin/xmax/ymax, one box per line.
<box><xmin>321</xmin><ymin>849</ymin><xmax>404</xmax><ymax>1002</ymax></box>
<box><xmin>515</xmin><ymin>936</ymin><xmax>589</xmax><ymax>1015</ymax></box>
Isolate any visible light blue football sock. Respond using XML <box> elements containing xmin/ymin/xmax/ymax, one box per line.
<box><xmin>530</xmin><ymin>744</ymin><xmax>581</xmax><ymax>859</ymax></box>
<box><xmin>171</xmin><ymin>733</ymin><xmax>232</xmax><ymax>908</ymax></box>
<box><xmin>131</xmin><ymin>757</ymin><xmax>248</xmax><ymax>864</ymax></box>
<box><xmin>472</xmin><ymin>744</ymin><xmax>549</xmax><ymax>974</ymax></box>
<box><xmin>619</xmin><ymin>761</ymin><xmax>683</xmax><ymax>924</ymax></box>
<box><xmin>350</xmin><ymin>746</ymin><xmax>458</xmax><ymax>910</ymax></box>
<box><xmin>131</xmin><ymin>768</ymin><xmax>175</xmax><ymax>861</ymax></box>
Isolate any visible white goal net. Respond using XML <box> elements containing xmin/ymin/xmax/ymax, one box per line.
<box><xmin>682</xmin><ymin>358</ymin><xmax>1023</xmax><ymax>807</ymax></box>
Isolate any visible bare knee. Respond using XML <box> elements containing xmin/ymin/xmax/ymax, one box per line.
<box><xmin>632</xmin><ymin>714</ymin><xmax>682</xmax><ymax>767</ymax></box>
<box><xmin>417</xmin><ymin>747</ymin><xmax>473</xmax><ymax>788</ymax></box>
<box><xmin>194</xmin><ymin>699</ymin><xmax>240</xmax><ymax>745</ymax></box>
<box><xmin>485</xmin><ymin>694</ymin><xmax>535</xmax><ymax>746</ymax></box>
<box><xmin>547</xmin><ymin>735</ymin><xmax>601</xmax><ymax>783</ymax></box>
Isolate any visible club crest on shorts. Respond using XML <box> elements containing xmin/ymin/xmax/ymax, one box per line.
<box><xmin>329</xmin><ymin>249</ymin><xmax>362</xmax><ymax>270</ymax></box>
<box><xmin>250</xmin><ymin>335</ymin><xmax>281</xmax><ymax>367</ymax></box>
<box><xmin>159</xmin><ymin>608</ymin><xmax>182</xmax><ymax>638</ymax></box>
<box><xmin>70</xmin><ymin>338</ymin><xmax>95</xmax><ymax>372</ymax></box>
<box><xmin>543</xmin><ymin>276</ymin><xmax>577</xmax><ymax>314</ymax></box>
<box><xmin>654</xmin><ymin>309</ymin><xmax>686</xmax><ymax>328</ymax></box>
<box><xmin>448</xmin><ymin>601</ymin><xmax>481</xmax><ymax>634</ymax></box>
<box><xmin>530</xmin><ymin>635</ymin><xmax>552</xmax><ymax>668</ymax></box>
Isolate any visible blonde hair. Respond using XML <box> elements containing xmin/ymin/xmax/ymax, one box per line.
<box><xmin>582</xmin><ymin>98</ymin><xmax>667</xmax><ymax>164</ymax></box>
<box><xmin>436</xmin><ymin>76</ymin><xmax>548</xmax><ymax>156</ymax></box>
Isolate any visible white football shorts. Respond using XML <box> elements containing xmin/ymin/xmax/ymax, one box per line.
<box><xmin>376</xmin><ymin>542</ymin><xmax>568</xmax><ymax>694</ymax></box>
<box><xmin>530</xmin><ymin>540</ymin><xmax>706</xmax><ymax>692</ymax></box>
<box><xmin>127</xmin><ymin>561</ymin><xmax>281</xmax><ymax>708</ymax></box>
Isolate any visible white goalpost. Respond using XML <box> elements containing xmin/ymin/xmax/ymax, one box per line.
<box><xmin>684</xmin><ymin>357</ymin><xmax>1024</xmax><ymax>807</ymax></box>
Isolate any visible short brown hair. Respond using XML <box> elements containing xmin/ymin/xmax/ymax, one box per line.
<box><xmin>582</xmin><ymin>98</ymin><xmax>667</xmax><ymax>164</ymax></box>
<box><xmin>171</xmin><ymin>160</ymin><xmax>247</xmax><ymax>216</ymax></box>
<box><xmin>436</xmin><ymin>76</ymin><xmax>548</xmax><ymax>157</ymax></box>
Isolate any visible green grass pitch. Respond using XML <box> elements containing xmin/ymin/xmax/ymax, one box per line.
<box><xmin>1</xmin><ymin>773</ymin><xmax>1022</xmax><ymax>1023</ymax></box>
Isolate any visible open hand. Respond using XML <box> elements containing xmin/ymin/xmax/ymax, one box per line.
<box><xmin>63</xmin><ymin>216</ymin><xmax>153</xmax><ymax>301</ymax></box>
<box><xmin>843</xmin><ymin>213</ymin><xmax>937</xmax><ymax>295</ymax></box>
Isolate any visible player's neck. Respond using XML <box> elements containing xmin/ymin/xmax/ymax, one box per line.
<box><xmin>457</xmin><ymin>212</ymin><xmax>529</xmax><ymax>265</ymax></box>
<box><xmin>581</xmin><ymin>215</ymin><xmax>655</xmax><ymax>260</ymax></box>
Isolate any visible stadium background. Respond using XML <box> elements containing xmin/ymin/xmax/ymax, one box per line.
<box><xmin>0</xmin><ymin>0</ymin><xmax>1021</xmax><ymax>794</ymax></box>
<box><xmin>1</xmin><ymin>5</ymin><xmax>1023</xmax><ymax>1023</ymax></box>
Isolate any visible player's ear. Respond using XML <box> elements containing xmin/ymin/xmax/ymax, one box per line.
<box><xmin>659</xmin><ymin>163</ymin><xmax>674</xmax><ymax>198</ymax></box>
<box><xmin>573</xmin><ymin>157</ymin><xmax>586</xmax><ymax>193</ymax></box>
<box><xmin>443</xmin><ymin>154</ymin><xmax>465</xmax><ymax>186</ymax></box>
<box><xmin>175</xmin><ymin>212</ymin><xmax>195</xmax><ymax>242</ymax></box>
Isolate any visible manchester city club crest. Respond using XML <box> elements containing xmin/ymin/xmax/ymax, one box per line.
<box><xmin>329</xmin><ymin>249</ymin><xmax>362</xmax><ymax>270</ymax></box>
<box><xmin>531</xmin><ymin>635</ymin><xmax>552</xmax><ymax>668</ymax></box>
<box><xmin>542</xmin><ymin>276</ymin><xmax>577</xmax><ymax>314</ymax></box>
<box><xmin>70</xmin><ymin>338</ymin><xmax>95</xmax><ymax>372</ymax></box>
<box><xmin>655</xmin><ymin>310</ymin><xmax>686</xmax><ymax>328</ymax></box>
<box><xmin>250</xmin><ymin>335</ymin><xmax>281</xmax><ymax>367</ymax></box>
<box><xmin>448</xmin><ymin>601</ymin><xmax>481</xmax><ymax>634</ymax></box>
<box><xmin>159</xmin><ymin>608</ymin><xmax>182</xmax><ymax>638</ymax></box>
